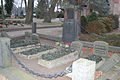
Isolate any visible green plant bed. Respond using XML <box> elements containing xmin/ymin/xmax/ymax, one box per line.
<box><xmin>20</xmin><ymin>45</ymin><xmax>54</xmax><ymax>56</ymax></box>
<box><xmin>10</xmin><ymin>39</ymin><xmax>38</xmax><ymax>48</ymax></box>
<box><xmin>42</xmin><ymin>48</ymin><xmax>75</xmax><ymax>61</ymax></box>
<box><xmin>12</xmin><ymin>20</ymin><xmax>25</xmax><ymax>24</ymax></box>
<box><xmin>85</xmin><ymin>54</ymin><xmax>102</xmax><ymax>63</ymax></box>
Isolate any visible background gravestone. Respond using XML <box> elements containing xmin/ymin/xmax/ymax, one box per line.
<box><xmin>97</xmin><ymin>54</ymin><xmax>120</xmax><ymax>72</ymax></box>
<box><xmin>32</xmin><ymin>22</ymin><xmax>37</xmax><ymax>33</ymax></box>
<box><xmin>25</xmin><ymin>32</ymin><xmax>39</xmax><ymax>43</ymax></box>
<box><xmin>93</xmin><ymin>41</ymin><xmax>109</xmax><ymax>57</ymax></box>
<box><xmin>0</xmin><ymin>37</ymin><xmax>12</xmax><ymax>68</ymax></box>
<box><xmin>25</xmin><ymin>32</ymin><xmax>31</xmax><ymax>42</ymax></box>
<box><xmin>62</xmin><ymin>19</ymin><xmax>80</xmax><ymax>42</ymax></box>
<box><xmin>62</xmin><ymin>0</ymin><xmax>81</xmax><ymax>43</ymax></box>
<box><xmin>30</xmin><ymin>33</ymin><xmax>39</xmax><ymax>43</ymax></box>
<box><xmin>70</xmin><ymin>41</ymin><xmax>83</xmax><ymax>57</ymax></box>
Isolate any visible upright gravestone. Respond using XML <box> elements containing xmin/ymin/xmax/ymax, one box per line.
<box><xmin>97</xmin><ymin>54</ymin><xmax>120</xmax><ymax>72</ymax></box>
<box><xmin>62</xmin><ymin>20</ymin><xmax>80</xmax><ymax>42</ymax></box>
<box><xmin>93</xmin><ymin>41</ymin><xmax>109</xmax><ymax>57</ymax></box>
<box><xmin>62</xmin><ymin>0</ymin><xmax>80</xmax><ymax>43</ymax></box>
<box><xmin>72</xmin><ymin>58</ymin><xmax>96</xmax><ymax>80</ymax></box>
<box><xmin>32</xmin><ymin>22</ymin><xmax>37</xmax><ymax>33</ymax></box>
<box><xmin>0</xmin><ymin>37</ymin><xmax>12</xmax><ymax>68</ymax></box>
<box><xmin>30</xmin><ymin>33</ymin><xmax>39</xmax><ymax>43</ymax></box>
<box><xmin>25</xmin><ymin>32</ymin><xmax>31</xmax><ymax>42</ymax></box>
<box><xmin>25</xmin><ymin>32</ymin><xmax>39</xmax><ymax>44</ymax></box>
<box><xmin>70</xmin><ymin>41</ymin><xmax>83</xmax><ymax>57</ymax></box>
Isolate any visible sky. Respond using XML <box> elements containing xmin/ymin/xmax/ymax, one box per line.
<box><xmin>0</xmin><ymin>0</ymin><xmax>38</xmax><ymax>7</ymax></box>
<box><xmin>14</xmin><ymin>0</ymin><xmax>38</xmax><ymax>7</ymax></box>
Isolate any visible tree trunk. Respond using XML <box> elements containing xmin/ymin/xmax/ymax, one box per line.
<box><xmin>1</xmin><ymin>0</ymin><xmax>5</xmax><ymax>20</ymax></box>
<box><xmin>44</xmin><ymin>0</ymin><xmax>59</xmax><ymax>23</ymax></box>
<box><xmin>24</xmin><ymin>0</ymin><xmax>34</xmax><ymax>24</ymax></box>
<box><xmin>37</xmin><ymin>0</ymin><xmax>46</xmax><ymax>18</ymax></box>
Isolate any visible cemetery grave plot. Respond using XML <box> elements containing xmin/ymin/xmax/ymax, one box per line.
<box><xmin>10</xmin><ymin>38</ymin><xmax>56</xmax><ymax>59</ymax></box>
<box><xmin>85</xmin><ymin>54</ymin><xmax>106</xmax><ymax>69</ymax></box>
<box><xmin>38</xmin><ymin>47</ymin><xmax>79</xmax><ymax>68</ymax></box>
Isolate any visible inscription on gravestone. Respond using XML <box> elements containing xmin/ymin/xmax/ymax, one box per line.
<box><xmin>97</xmin><ymin>54</ymin><xmax>120</xmax><ymax>72</ymax></box>
<box><xmin>93</xmin><ymin>41</ymin><xmax>109</xmax><ymax>57</ymax></box>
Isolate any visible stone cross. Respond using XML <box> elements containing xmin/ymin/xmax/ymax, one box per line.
<box><xmin>93</xmin><ymin>41</ymin><xmax>109</xmax><ymax>57</ymax></box>
<box><xmin>72</xmin><ymin>58</ymin><xmax>96</xmax><ymax>80</ymax></box>
<box><xmin>0</xmin><ymin>37</ymin><xmax>12</xmax><ymax>68</ymax></box>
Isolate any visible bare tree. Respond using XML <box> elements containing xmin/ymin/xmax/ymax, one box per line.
<box><xmin>24</xmin><ymin>0</ymin><xmax>34</xmax><ymax>24</ymax></box>
<box><xmin>44</xmin><ymin>0</ymin><xmax>59</xmax><ymax>23</ymax></box>
<box><xmin>36</xmin><ymin>0</ymin><xmax>59</xmax><ymax>23</ymax></box>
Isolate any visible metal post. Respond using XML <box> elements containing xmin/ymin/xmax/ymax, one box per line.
<box><xmin>32</xmin><ymin>22</ymin><xmax>37</xmax><ymax>33</ymax></box>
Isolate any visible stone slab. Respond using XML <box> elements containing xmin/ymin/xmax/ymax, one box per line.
<box><xmin>97</xmin><ymin>54</ymin><xmax>120</xmax><ymax>72</ymax></box>
<box><xmin>38</xmin><ymin>51</ymin><xmax>79</xmax><ymax>68</ymax></box>
<box><xmin>98</xmin><ymin>70</ymin><xmax>120</xmax><ymax>80</ymax></box>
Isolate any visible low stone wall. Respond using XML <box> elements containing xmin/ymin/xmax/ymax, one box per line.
<box><xmin>38</xmin><ymin>51</ymin><xmax>79</xmax><ymax>68</ymax></box>
<box><xmin>38</xmin><ymin>34</ymin><xmax>120</xmax><ymax>53</ymax></box>
<box><xmin>96</xmin><ymin>58</ymin><xmax>105</xmax><ymax>69</ymax></box>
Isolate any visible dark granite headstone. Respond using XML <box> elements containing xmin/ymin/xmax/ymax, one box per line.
<box><xmin>32</xmin><ymin>22</ymin><xmax>37</xmax><ymax>33</ymax></box>
<box><xmin>62</xmin><ymin>19</ymin><xmax>80</xmax><ymax>42</ymax></box>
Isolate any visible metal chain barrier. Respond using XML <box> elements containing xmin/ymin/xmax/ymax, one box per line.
<box><xmin>6</xmin><ymin>43</ymin><xmax>72</xmax><ymax>78</ymax></box>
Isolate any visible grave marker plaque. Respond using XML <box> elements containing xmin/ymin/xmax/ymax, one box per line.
<box><xmin>25</xmin><ymin>32</ymin><xmax>39</xmax><ymax>43</ymax></box>
<box><xmin>93</xmin><ymin>41</ymin><xmax>109</xmax><ymax>57</ymax></box>
<box><xmin>71</xmin><ymin>41</ymin><xmax>83</xmax><ymax>57</ymax></box>
<box><xmin>25</xmin><ymin>32</ymin><xmax>31</xmax><ymax>42</ymax></box>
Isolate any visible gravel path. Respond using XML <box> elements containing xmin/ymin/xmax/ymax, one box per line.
<box><xmin>7</xmin><ymin>27</ymin><xmax>62</xmax><ymax>38</ymax></box>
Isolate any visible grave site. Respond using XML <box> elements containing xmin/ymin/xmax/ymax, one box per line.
<box><xmin>0</xmin><ymin>0</ymin><xmax>120</xmax><ymax>80</ymax></box>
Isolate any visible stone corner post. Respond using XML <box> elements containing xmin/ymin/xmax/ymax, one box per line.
<box><xmin>0</xmin><ymin>37</ymin><xmax>12</xmax><ymax>68</ymax></box>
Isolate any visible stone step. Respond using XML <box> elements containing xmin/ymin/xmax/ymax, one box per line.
<box><xmin>0</xmin><ymin>67</ymin><xmax>37</xmax><ymax>80</ymax></box>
